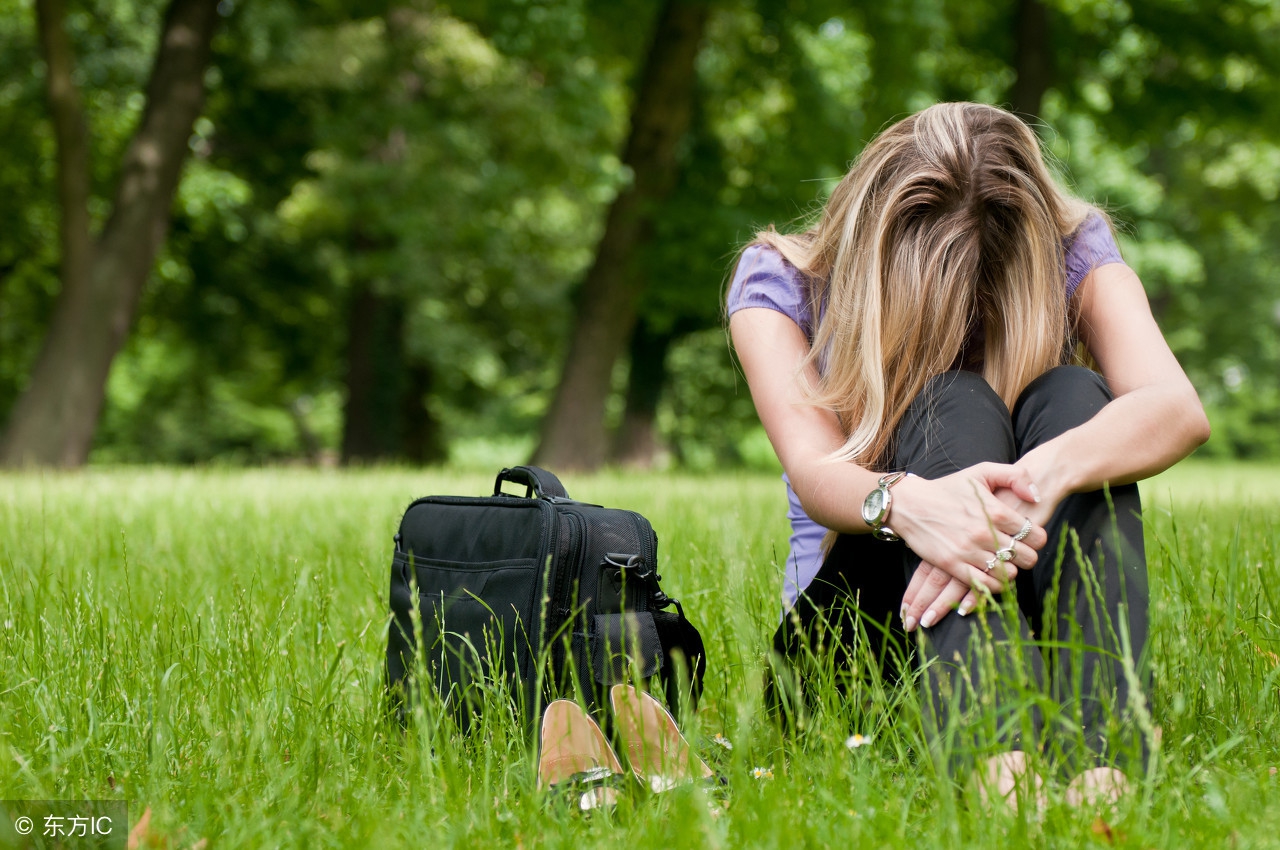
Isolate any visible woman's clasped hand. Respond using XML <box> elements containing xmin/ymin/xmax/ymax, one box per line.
<box><xmin>889</xmin><ymin>463</ymin><xmax>1049</xmax><ymax>631</ymax></box>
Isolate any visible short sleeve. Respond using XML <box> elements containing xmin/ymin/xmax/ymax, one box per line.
<box><xmin>726</xmin><ymin>244</ymin><xmax>813</xmax><ymax>339</ymax></box>
<box><xmin>1064</xmin><ymin>213</ymin><xmax>1126</xmax><ymax>300</ymax></box>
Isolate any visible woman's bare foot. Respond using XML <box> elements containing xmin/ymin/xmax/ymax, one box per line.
<box><xmin>976</xmin><ymin>751</ymin><xmax>1044</xmax><ymax>813</ymax></box>
<box><xmin>1065</xmin><ymin>766</ymin><xmax>1129</xmax><ymax>807</ymax></box>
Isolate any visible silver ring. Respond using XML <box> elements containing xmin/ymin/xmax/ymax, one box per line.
<box><xmin>1012</xmin><ymin>517</ymin><xmax>1033</xmax><ymax>543</ymax></box>
<box><xmin>983</xmin><ymin>557</ymin><xmax>997</xmax><ymax>572</ymax></box>
<box><xmin>995</xmin><ymin>544</ymin><xmax>1016</xmax><ymax>562</ymax></box>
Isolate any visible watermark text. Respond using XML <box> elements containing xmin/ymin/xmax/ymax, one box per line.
<box><xmin>1</xmin><ymin>800</ymin><xmax>126</xmax><ymax>849</ymax></box>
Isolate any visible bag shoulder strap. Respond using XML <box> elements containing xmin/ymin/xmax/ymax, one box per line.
<box><xmin>650</xmin><ymin>593</ymin><xmax>706</xmax><ymax>713</ymax></box>
<box><xmin>494</xmin><ymin>465</ymin><xmax>569</xmax><ymax>500</ymax></box>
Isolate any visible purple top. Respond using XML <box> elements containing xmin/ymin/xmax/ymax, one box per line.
<box><xmin>727</xmin><ymin>213</ymin><xmax>1125</xmax><ymax>612</ymax></box>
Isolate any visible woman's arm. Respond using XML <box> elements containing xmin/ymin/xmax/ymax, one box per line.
<box><xmin>729</xmin><ymin>307</ymin><xmax>881</xmax><ymax>530</ymax></box>
<box><xmin>1010</xmin><ymin>263</ymin><xmax>1211</xmax><ymax>519</ymax></box>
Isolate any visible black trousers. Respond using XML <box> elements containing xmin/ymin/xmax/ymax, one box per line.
<box><xmin>771</xmin><ymin>366</ymin><xmax>1149</xmax><ymax>770</ymax></box>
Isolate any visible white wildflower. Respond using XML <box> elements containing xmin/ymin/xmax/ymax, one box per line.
<box><xmin>845</xmin><ymin>733</ymin><xmax>872</xmax><ymax>750</ymax></box>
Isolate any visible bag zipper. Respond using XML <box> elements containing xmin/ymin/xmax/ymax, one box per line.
<box><xmin>551</xmin><ymin>510</ymin><xmax>583</xmax><ymax>625</ymax></box>
<box><xmin>624</xmin><ymin>511</ymin><xmax>659</xmax><ymax>612</ymax></box>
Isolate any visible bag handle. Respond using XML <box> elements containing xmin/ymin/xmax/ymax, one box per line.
<box><xmin>494</xmin><ymin>465</ymin><xmax>569</xmax><ymax>500</ymax></box>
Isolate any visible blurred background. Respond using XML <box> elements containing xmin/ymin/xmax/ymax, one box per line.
<box><xmin>1</xmin><ymin>0</ymin><xmax>1277</xmax><ymax>471</ymax></box>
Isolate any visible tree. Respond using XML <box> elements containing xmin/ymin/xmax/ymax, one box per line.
<box><xmin>0</xmin><ymin>0</ymin><xmax>221</xmax><ymax>467</ymax></box>
<box><xmin>6</xmin><ymin>0</ymin><xmax>1278</xmax><ymax>466</ymax></box>
<box><xmin>1011</xmin><ymin>0</ymin><xmax>1052</xmax><ymax>117</ymax></box>
<box><xmin>611</xmin><ymin>315</ymin><xmax>699</xmax><ymax>466</ymax></box>
<box><xmin>259</xmin><ymin>2</ymin><xmax>623</xmax><ymax>466</ymax></box>
<box><xmin>534</xmin><ymin>0</ymin><xmax>710</xmax><ymax>470</ymax></box>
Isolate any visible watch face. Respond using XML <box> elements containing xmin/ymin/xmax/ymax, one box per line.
<box><xmin>862</xmin><ymin>488</ymin><xmax>886</xmax><ymax>524</ymax></box>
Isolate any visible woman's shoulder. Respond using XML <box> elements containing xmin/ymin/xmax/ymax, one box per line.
<box><xmin>1064</xmin><ymin>211</ymin><xmax>1126</xmax><ymax>299</ymax></box>
<box><xmin>733</xmin><ymin>243</ymin><xmax>803</xmax><ymax>287</ymax></box>
<box><xmin>726</xmin><ymin>243</ymin><xmax>810</xmax><ymax>330</ymax></box>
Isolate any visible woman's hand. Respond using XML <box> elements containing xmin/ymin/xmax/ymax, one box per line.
<box><xmin>892</xmin><ymin>463</ymin><xmax>1048</xmax><ymax>577</ymax></box>
<box><xmin>900</xmin><ymin>563</ymin><xmax>988</xmax><ymax>631</ymax></box>
<box><xmin>992</xmin><ymin>445</ymin><xmax>1070</xmax><ymax>529</ymax></box>
<box><xmin>893</xmin><ymin>463</ymin><xmax>1049</xmax><ymax>631</ymax></box>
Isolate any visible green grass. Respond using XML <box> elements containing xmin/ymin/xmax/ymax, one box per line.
<box><xmin>1</xmin><ymin>464</ymin><xmax>1278</xmax><ymax>847</ymax></box>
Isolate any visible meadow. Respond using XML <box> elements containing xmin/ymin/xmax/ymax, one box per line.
<box><xmin>1</xmin><ymin>461</ymin><xmax>1278</xmax><ymax>848</ymax></box>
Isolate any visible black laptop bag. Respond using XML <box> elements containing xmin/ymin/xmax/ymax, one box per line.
<box><xmin>386</xmin><ymin>465</ymin><xmax>705</xmax><ymax>727</ymax></box>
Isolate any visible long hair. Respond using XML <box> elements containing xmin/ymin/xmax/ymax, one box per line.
<box><xmin>749</xmin><ymin>102</ymin><xmax>1100</xmax><ymax>468</ymax></box>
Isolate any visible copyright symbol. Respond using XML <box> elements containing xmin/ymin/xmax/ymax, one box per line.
<box><xmin>14</xmin><ymin>816</ymin><xmax>33</xmax><ymax>835</ymax></box>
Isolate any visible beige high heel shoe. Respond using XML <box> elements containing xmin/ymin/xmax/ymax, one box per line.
<box><xmin>608</xmin><ymin>684</ymin><xmax>715</xmax><ymax>793</ymax></box>
<box><xmin>537</xmin><ymin>699</ymin><xmax>628</xmax><ymax>811</ymax></box>
<box><xmin>1065</xmin><ymin>766</ymin><xmax>1130</xmax><ymax>808</ymax></box>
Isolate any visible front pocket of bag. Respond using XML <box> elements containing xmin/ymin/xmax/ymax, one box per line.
<box><xmin>401</xmin><ymin>554</ymin><xmax>540</xmax><ymax>703</ymax></box>
<box><xmin>589</xmin><ymin>611</ymin><xmax>663</xmax><ymax>685</ymax></box>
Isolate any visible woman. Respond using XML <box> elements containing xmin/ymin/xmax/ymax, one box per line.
<box><xmin>727</xmin><ymin>103</ymin><xmax>1209</xmax><ymax>805</ymax></box>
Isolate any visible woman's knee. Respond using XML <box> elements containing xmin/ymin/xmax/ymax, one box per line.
<box><xmin>895</xmin><ymin>371</ymin><xmax>1016</xmax><ymax>471</ymax></box>
<box><xmin>1013</xmin><ymin>366</ymin><xmax>1111</xmax><ymax>453</ymax></box>
<box><xmin>916</xmin><ymin>369</ymin><xmax>1007</xmax><ymax>411</ymax></box>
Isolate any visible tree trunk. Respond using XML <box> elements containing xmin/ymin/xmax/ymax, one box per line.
<box><xmin>340</xmin><ymin>284</ymin><xmax>446</xmax><ymax>466</ymax></box>
<box><xmin>340</xmin><ymin>8</ymin><xmax>447</xmax><ymax>467</ymax></box>
<box><xmin>532</xmin><ymin>0</ymin><xmax>709</xmax><ymax>471</ymax></box>
<box><xmin>340</xmin><ymin>285</ymin><xmax>388</xmax><ymax>464</ymax></box>
<box><xmin>1011</xmin><ymin>0</ymin><xmax>1053</xmax><ymax>119</ymax></box>
<box><xmin>400</xmin><ymin>361</ymin><xmax>446</xmax><ymax>465</ymax></box>
<box><xmin>612</xmin><ymin>320</ymin><xmax>679</xmax><ymax>467</ymax></box>
<box><xmin>340</xmin><ymin>285</ymin><xmax>409</xmax><ymax>464</ymax></box>
<box><xmin>1</xmin><ymin>0</ymin><xmax>220</xmax><ymax>467</ymax></box>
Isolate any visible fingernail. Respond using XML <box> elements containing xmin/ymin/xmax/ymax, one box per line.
<box><xmin>899</xmin><ymin>603</ymin><xmax>907</xmax><ymax>621</ymax></box>
<box><xmin>958</xmin><ymin>604</ymin><xmax>971</xmax><ymax>617</ymax></box>
<box><xmin>904</xmin><ymin>615</ymin><xmax>917</xmax><ymax>632</ymax></box>
<box><xmin>1029</xmin><ymin>483</ymin><xmax>1042</xmax><ymax>503</ymax></box>
<box><xmin>920</xmin><ymin>610</ymin><xmax>936</xmax><ymax>628</ymax></box>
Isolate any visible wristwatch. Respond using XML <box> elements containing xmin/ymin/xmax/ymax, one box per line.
<box><xmin>862</xmin><ymin>471</ymin><xmax>910</xmax><ymax>541</ymax></box>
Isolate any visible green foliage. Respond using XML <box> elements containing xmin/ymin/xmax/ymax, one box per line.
<box><xmin>0</xmin><ymin>74</ymin><xmax>57</xmax><ymax>422</ymax></box>
<box><xmin>3</xmin><ymin>0</ymin><xmax>1280</xmax><ymax>462</ymax></box>
<box><xmin>1</xmin><ymin>467</ymin><xmax>1279</xmax><ymax>844</ymax></box>
<box><xmin>259</xmin><ymin>1</ymin><xmax>626</xmax><ymax>433</ymax></box>
<box><xmin>658</xmin><ymin>328</ymin><xmax>766</xmax><ymax>469</ymax></box>
<box><xmin>79</xmin><ymin>0</ymin><xmax>632</xmax><ymax>462</ymax></box>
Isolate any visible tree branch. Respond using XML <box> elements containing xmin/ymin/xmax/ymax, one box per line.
<box><xmin>34</xmin><ymin>0</ymin><xmax>92</xmax><ymax>287</ymax></box>
<box><xmin>98</xmin><ymin>0</ymin><xmax>220</xmax><ymax>262</ymax></box>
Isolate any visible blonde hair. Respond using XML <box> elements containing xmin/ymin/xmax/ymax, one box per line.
<box><xmin>749</xmin><ymin>102</ymin><xmax>1099</xmax><ymax>468</ymax></box>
